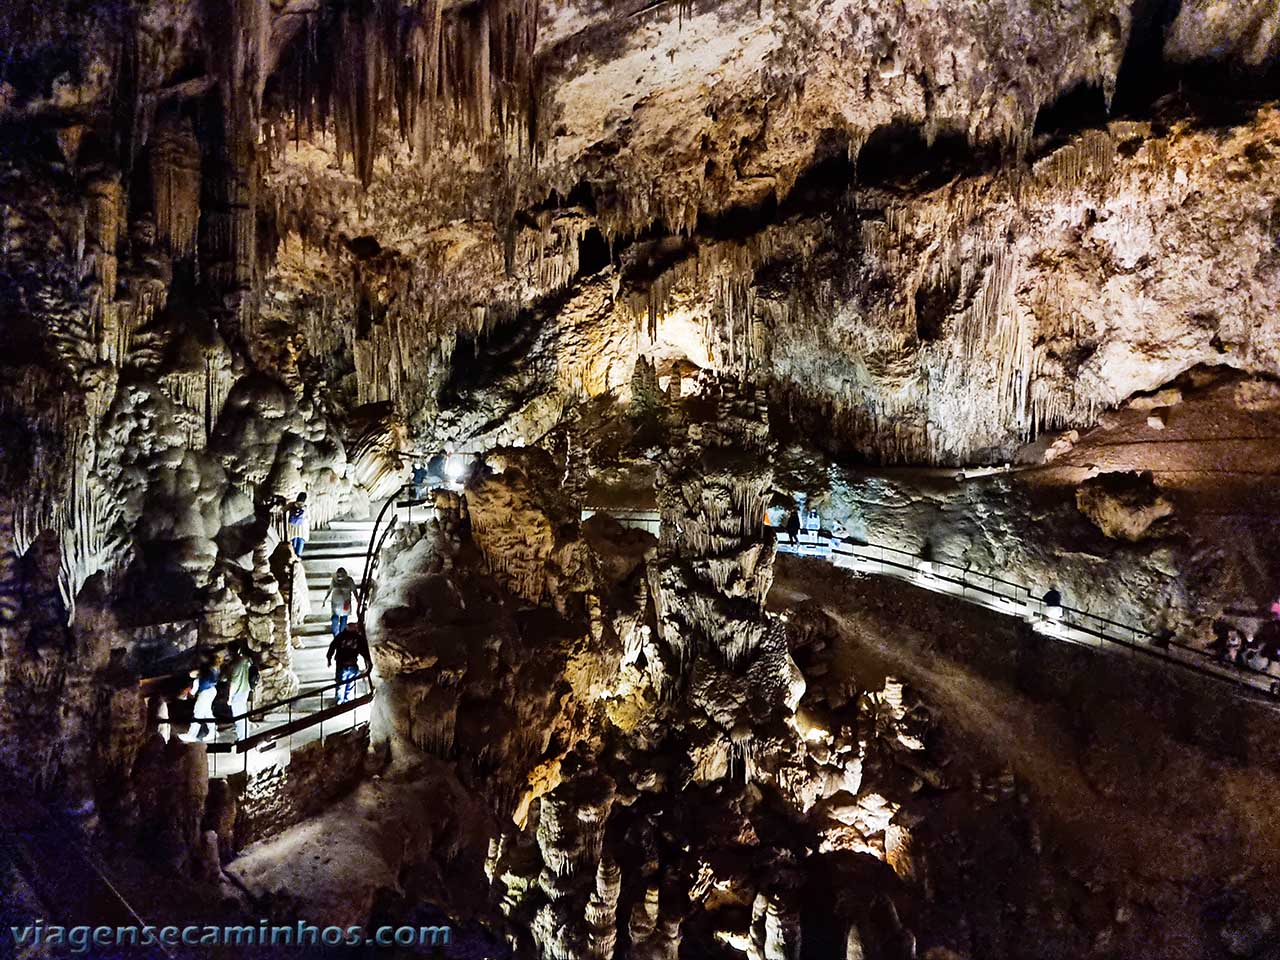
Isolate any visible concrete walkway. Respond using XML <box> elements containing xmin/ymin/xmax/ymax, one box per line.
<box><xmin>584</xmin><ymin>506</ymin><xmax>1279</xmax><ymax>700</ymax></box>
<box><xmin>777</xmin><ymin>530</ymin><xmax>1280</xmax><ymax>700</ymax></box>
<box><xmin>204</xmin><ymin>520</ymin><xmax>381</xmax><ymax>778</ymax></box>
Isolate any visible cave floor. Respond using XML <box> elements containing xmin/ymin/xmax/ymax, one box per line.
<box><xmin>770</xmin><ymin>554</ymin><xmax>1280</xmax><ymax>957</ymax></box>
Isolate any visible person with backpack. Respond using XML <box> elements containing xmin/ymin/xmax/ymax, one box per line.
<box><xmin>287</xmin><ymin>492</ymin><xmax>309</xmax><ymax>556</ymax></box>
<box><xmin>327</xmin><ymin>624</ymin><xmax>371</xmax><ymax>705</ymax></box>
<box><xmin>186</xmin><ymin>651</ymin><xmax>222</xmax><ymax>742</ymax></box>
<box><xmin>411</xmin><ymin>461</ymin><xmax>429</xmax><ymax>499</ymax></box>
<box><xmin>323</xmin><ymin>567</ymin><xmax>357</xmax><ymax>636</ymax></box>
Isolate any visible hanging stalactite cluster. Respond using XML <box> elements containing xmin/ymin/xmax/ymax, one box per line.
<box><xmin>271</xmin><ymin>0</ymin><xmax>540</xmax><ymax>186</ymax></box>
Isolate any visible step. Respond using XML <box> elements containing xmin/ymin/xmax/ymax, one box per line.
<box><xmin>305</xmin><ymin>588</ymin><xmax>365</xmax><ymax>605</ymax></box>
<box><xmin>306</xmin><ymin>569</ymin><xmax>369</xmax><ymax>583</ymax></box>
<box><xmin>326</xmin><ymin>520</ymin><xmax>379</xmax><ymax>531</ymax></box>
<box><xmin>302</xmin><ymin>556</ymin><xmax>368</xmax><ymax>576</ymax></box>
<box><xmin>296</xmin><ymin>545</ymin><xmax>366</xmax><ymax>559</ymax></box>
<box><xmin>303</xmin><ymin>535</ymin><xmax>372</xmax><ymax>549</ymax></box>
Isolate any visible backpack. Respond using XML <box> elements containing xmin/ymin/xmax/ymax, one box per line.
<box><xmin>335</xmin><ymin>630</ymin><xmax>362</xmax><ymax>664</ymax></box>
<box><xmin>288</xmin><ymin>503</ymin><xmax>305</xmax><ymax>524</ymax></box>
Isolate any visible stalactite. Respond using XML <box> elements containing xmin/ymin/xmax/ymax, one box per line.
<box><xmin>277</xmin><ymin>0</ymin><xmax>539</xmax><ymax>188</ymax></box>
<box><xmin>149</xmin><ymin>114</ymin><xmax>201</xmax><ymax>260</ymax></box>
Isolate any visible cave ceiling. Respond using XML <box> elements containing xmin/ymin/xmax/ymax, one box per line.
<box><xmin>3</xmin><ymin>0</ymin><xmax>1278</xmax><ymax>467</ymax></box>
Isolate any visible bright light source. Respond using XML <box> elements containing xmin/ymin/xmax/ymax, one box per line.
<box><xmin>445</xmin><ymin>456</ymin><xmax>466</xmax><ymax>483</ymax></box>
<box><xmin>714</xmin><ymin>932</ymin><xmax>750</xmax><ymax>953</ymax></box>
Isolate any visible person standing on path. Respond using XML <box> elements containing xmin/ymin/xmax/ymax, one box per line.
<box><xmin>785</xmin><ymin>509</ymin><xmax>801</xmax><ymax>545</ymax></box>
<box><xmin>323</xmin><ymin>567</ymin><xmax>357</xmax><ymax>636</ymax></box>
<box><xmin>287</xmin><ymin>492</ymin><xmax>309</xmax><ymax>556</ymax></box>
<box><xmin>328</xmin><ymin>624</ymin><xmax>371</xmax><ymax>705</ymax></box>
<box><xmin>223</xmin><ymin>643</ymin><xmax>258</xmax><ymax>736</ymax></box>
<box><xmin>186</xmin><ymin>652</ymin><xmax>222</xmax><ymax>742</ymax></box>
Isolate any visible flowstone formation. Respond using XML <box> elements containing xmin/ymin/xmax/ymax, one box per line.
<box><xmin>649</xmin><ymin>381</ymin><xmax>800</xmax><ymax>766</ymax></box>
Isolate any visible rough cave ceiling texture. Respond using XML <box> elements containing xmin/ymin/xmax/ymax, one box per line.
<box><xmin>5</xmin><ymin>0</ymin><xmax>1280</xmax><ymax>467</ymax></box>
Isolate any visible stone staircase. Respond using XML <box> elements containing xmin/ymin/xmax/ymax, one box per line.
<box><xmin>292</xmin><ymin>520</ymin><xmax>378</xmax><ymax>690</ymax></box>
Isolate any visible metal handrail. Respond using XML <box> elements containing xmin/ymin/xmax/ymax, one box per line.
<box><xmin>227</xmin><ymin>669</ymin><xmax>374</xmax><ymax>720</ymax></box>
<box><xmin>356</xmin><ymin>483</ymin><xmax>432</xmax><ymax>624</ymax></box>
<box><xmin>357</xmin><ymin>488</ymin><xmax>408</xmax><ymax>624</ymax></box>
<box><xmin>784</xmin><ymin>529</ymin><xmax>1280</xmax><ymax>699</ymax></box>
<box><xmin>206</xmin><ymin>670</ymin><xmax>374</xmax><ymax>755</ymax></box>
<box><xmin>3</xmin><ymin>787</ymin><xmax>173</xmax><ymax>957</ymax></box>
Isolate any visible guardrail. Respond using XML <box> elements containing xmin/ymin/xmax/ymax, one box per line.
<box><xmin>357</xmin><ymin>484</ymin><xmax>433</xmax><ymax>624</ymax></box>
<box><xmin>205</xmin><ymin>672</ymin><xmax>374</xmax><ymax>778</ymax></box>
<box><xmin>1</xmin><ymin>786</ymin><xmax>169</xmax><ymax>955</ymax></box>
<box><xmin>779</xmin><ymin>531</ymin><xmax>1280</xmax><ymax>700</ymax></box>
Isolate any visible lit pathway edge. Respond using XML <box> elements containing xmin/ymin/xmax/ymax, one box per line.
<box><xmin>776</xmin><ymin>531</ymin><xmax>1280</xmax><ymax>700</ymax></box>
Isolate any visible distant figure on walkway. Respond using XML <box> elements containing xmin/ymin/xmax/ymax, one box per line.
<box><xmin>1042</xmin><ymin>588</ymin><xmax>1063</xmax><ymax>619</ymax></box>
<box><xmin>411</xmin><ymin>461</ymin><xmax>429</xmax><ymax>499</ymax></box>
<box><xmin>324</xmin><ymin>567</ymin><xmax>356</xmax><ymax>636</ymax></box>
<box><xmin>187</xmin><ymin>652</ymin><xmax>222</xmax><ymax>742</ymax></box>
<box><xmin>805</xmin><ymin>508</ymin><xmax>821</xmax><ymax>533</ymax></box>
<box><xmin>223</xmin><ymin>643</ymin><xmax>258</xmax><ymax>731</ymax></box>
<box><xmin>287</xmin><ymin>492</ymin><xmax>309</xmax><ymax>556</ymax></box>
<box><xmin>328</xmin><ymin>624</ymin><xmax>371</xmax><ymax>705</ymax></box>
<box><xmin>1244</xmin><ymin>639</ymin><xmax>1270</xmax><ymax>674</ymax></box>
<box><xmin>785</xmin><ymin>510</ymin><xmax>801</xmax><ymax>545</ymax></box>
<box><xmin>1225</xmin><ymin>628</ymin><xmax>1244</xmax><ymax>666</ymax></box>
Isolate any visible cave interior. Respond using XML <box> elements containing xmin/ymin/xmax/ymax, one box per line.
<box><xmin>3</xmin><ymin>0</ymin><xmax>1280</xmax><ymax>957</ymax></box>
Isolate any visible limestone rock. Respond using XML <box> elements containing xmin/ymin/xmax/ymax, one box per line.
<box><xmin>1075</xmin><ymin>472</ymin><xmax>1175</xmax><ymax>542</ymax></box>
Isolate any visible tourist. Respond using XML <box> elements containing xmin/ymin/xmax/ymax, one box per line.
<box><xmin>1042</xmin><ymin>587</ymin><xmax>1063</xmax><ymax>619</ymax></box>
<box><xmin>223</xmin><ymin>644</ymin><xmax>258</xmax><ymax>733</ymax></box>
<box><xmin>323</xmin><ymin>566</ymin><xmax>357</xmax><ymax>636</ymax></box>
<box><xmin>328</xmin><ymin>624</ymin><xmax>371</xmax><ymax>705</ymax></box>
<box><xmin>1225</xmin><ymin>628</ymin><xmax>1244</xmax><ymax>666</ymax></box>
<box><xmin>287</xmin><ymin>491</ymin><xmax>309</xmax><ymax>556</ymax></box>
<box><xmin>411</xmin><ymin>461</ymin><xmax>429</xmax><ymax>498</ymax></box>
<box><xmin>785</xmin><ymin>509</ymin><xmax>801</xmax><ymax>545</ymax></box>
<box><xmin>186</xmin><ymin>652</ymin><xmax>222</xmax><ymax>742</ymax></box>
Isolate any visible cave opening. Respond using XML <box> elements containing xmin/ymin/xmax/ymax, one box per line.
<box><xmin>855</xmin><ymin>122</ymin><xmax>994</xmax><ymax>192</ymax></box>
<box><xmin>577</xmin><ymin>226</ymin><xmax>611</xmax><ymax>276</ymax></box>
<box><xmin>1033</xmin><ymin>82</ymin><xmax>1111</xmax><ymax>151</ymax></box>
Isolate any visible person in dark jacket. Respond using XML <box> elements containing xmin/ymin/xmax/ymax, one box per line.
<box><xmin>784</xmin><ymin>509</ymin><xmax>801</xmax><ymax>545</ymax></box>
<box><xmin>328</xmin><ymin>625</ymin><xmax>371</xmax><ymax>705</ymax></box>
<box><xmin>186</xmin><ymin>652</ymin><xmax>222</xmax><ymax>742</ymax></box>
<box><xmin>287</xmin><ymin>492</ymin><xmax>309</xmax><ymax>556</ymax></box>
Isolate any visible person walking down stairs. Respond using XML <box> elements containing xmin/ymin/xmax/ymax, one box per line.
<box><xmin>323</xmin><ymin>567</ymin><xmax>356</xmax><ymax>636</ymax></box>
<box><xmin>287</xmin><ymin>492</ymin><xmax>309</xmax><ymax>556</ymax></box>
<box><xmin>328</xmin><ymin>625</ymin><xmax>371</xmax><ymax>705</ymax></box>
